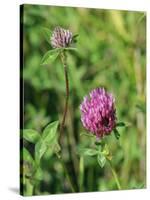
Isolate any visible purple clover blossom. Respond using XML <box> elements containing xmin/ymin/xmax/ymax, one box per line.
<box><xmin>80</xmin><ymin>88</ymin><xmax>116</xmax><ymax>139</ymax></box>
<box><xmin>51</xmin><ymin>26</ymin><xmax>73</xmax><ymax>48</ymax></box>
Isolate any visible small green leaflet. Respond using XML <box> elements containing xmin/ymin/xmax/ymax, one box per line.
<box><xmin>102</xmin><ymin>144</ymin><xmax>109</xmax><ymax>156</ymax></box>
<box><xmin>116</xmin><ymin>122</ymin><xmax>126</xmax><ymax>127</ymax></box>
<box><xmin>113</xmin><ymin>129</ymin><xmax>120</xmax><ymax>140</ymax></box>
<box><xmin>22</xmin><ymin>147</ymin><xmax>34</xmax><ymax>164</ymax></box>
<box><xmin>35</xmin><ymin>121</ymin><xmax>59</xmax><ymax>164</ymax></box>
<box><xmin>97</xmin><ymin>153</ymin><xmax>106</xmax><ymax>168</ymax></box>
<box><xmin>72</xmin><ymin>34</ymin><xmax>79</xmax><ymax>43</ymax></box>
<box><xmin>23</xmin><ymin>129</ymin><xmax>41</xmax><ymax>144</ymax></box>
<box><xmin>34</xmin><ymin>167</ymin><xmax>43</xmax><ymax>181</ymax></box>
<box><xmin>22</xmin><ymin>148</ymin><xmax>35</xmax><ymax>176</ymax></box>
<box><xmin>78</xmin><ymin>147</ymin><xmax>98</xmax><ymax>156</ymax></box>
<box><xmin>42</xmin><ymin>121</ymin><xmax>59</xmax><ymax>143</ymax></box>
<box><xmin>136</xmin><ymin>104</ymin><xmax>146</xmax><ymax>113</ymax></box>
<box><xmin>35</xmin><ymin>139</ymin><xmax>47</xmax><ymax>164</ymax></box>
<box><xmin>41</xmin><ymin>49</ymin><xmax>60</xmax><ymax>65</ymax></box>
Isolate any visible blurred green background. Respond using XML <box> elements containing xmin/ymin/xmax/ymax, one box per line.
<box><xmin>22</xmin><ymin>4</ymin><xmax>146</xmax><ymax>195</ymax></box>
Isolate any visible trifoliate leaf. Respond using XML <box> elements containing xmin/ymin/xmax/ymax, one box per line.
<box><xmin>35</xmin><ymin>121</ymin><xmax>59</xmax><ymax>164</ymax></box>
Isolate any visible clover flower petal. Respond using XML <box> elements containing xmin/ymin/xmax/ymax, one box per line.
<box><xmin>80</xmin><ymin>88</ymin><xmax>116</xmax><ymax>138</ymax></box>
<box><xmin>51</xmin><ymin>26</ymin><xmax>73</xmax><ymax>48</ymax></box>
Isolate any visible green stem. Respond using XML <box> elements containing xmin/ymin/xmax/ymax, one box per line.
<box><xmin>79</xmin><ymin>156</ymin><xmax>84</xmax><ymax>192</ymax></box>
<box><xmin>108</xmin><ymin>160</ymin><xmax>122</xmax><ymax>190</ymax></box>
<box><xmin>59</xmin><ymin>51</ymin><xmax>69</xmax><ymax>138</ymax></box>
<box><xmin>57</xmin><ymin>155</ymin><xmax>75</xmax><ymax>193</ymax></box>
<box><xmin>25</xmin><ymin>178</ymin><xmax>34</xmax><ymax>196</ymax></box>
<box><xmin>58</xmin><ymin>50</ymin><xmax>76</xmax><ymax>193</ymax></box>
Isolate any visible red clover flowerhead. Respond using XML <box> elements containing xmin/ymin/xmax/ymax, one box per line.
<box><xmin>51</xmin><ymin>26</ymin><xmax>73</xmax><ymax>48</ymax></box>
<box><xmin>80</xmin><ymin>88</ymin><xmax>116</xmax><ymax>139</ymax></box>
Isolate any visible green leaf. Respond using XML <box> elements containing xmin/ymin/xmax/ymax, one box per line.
<box><xmin>23</xmin><ymin>129</ymin><xmax>41</xmax><ymax>143</ymax></box>
<box><xmin>132</xmin><ymin>183</ymin><xmax>145</xmax><ymax>189</ymax></box>
<box><xmin>78</xmin><ymin>147</ymin><xmax>98</xmax><ymax>156</ymax></box>
<box><xmin>64</xmin><ymin>47</ymin><xmax>78</xmax><ymax>52</ymax></box>
<box><xmin>22</xmin><ymin>148</ymin><xmax>35</xmax><ymax>176</ymax></box>
<box><xmin>113</xmin><ymin>129</ymin><xmax>120</xmax><ymax>140</ymax></box>
<box><xmin>136</xmin><ymin>104</ymin><xmax>146</xmax><ymax>113</ymax></box>
<box><xmin>41</xmin><ymin>27</ymin><xmax>52</xmax><ymax>43</ymax></box>
<box><xmin>72</xmin><ymin>34</ymin><xmax>79</xmax><ymax>39</ymax></box>
<box><xmin>97</xmin><ymin>153</ymin><xmax>106</xmax><ymax>168</ymax></box>
<box><xmin>54</xmin><ymin>142</ymin><xmax>61</xmax><ymax>154</ymax></box>
<box><xmin>116</xmin><ymin>122</ymin><xmax>126</xmax><ymax>127</ymax></box>
<box><xmin>95</xmin><ymin>141</ymin><xmax>101</xmax><ymax>146</ymax></box>
<box><xmin>42</xmin><ymin>121</ymin><xmax>59</xmax><ymax>144</ymax></box>
<box><xmin>34</xmin><ymin>167</ymin><xmax>43</xmax><ymax>181</ymax></box>
<box><xmin>102</xmin><ymin>144</ymin><xmax>112</xmax><ymax>160</ymax></box>
<box><xmin>23</xmin><ymin>147</ymin><xmax>34</xmax><ymax>164</ymax></box>
<box><xmin>102</xmin><ymin>144</ymin><xmax>109</xmax><ymax>156</ymax></box>
<box><xmin>35</xmin><ymin>121</ymin><xmax>59</xmax><ymax>164</ymax></box>
<box><xmin>72</xmin><ymin>34</ymin><xmax>79</xmax><ymax>43</ymax></box>
<box><xmin>41</xmin><ymin>49</ymin><xmax>60</xmax><ymax>65</ymax></box>
<box><xmin>35</xmin><ymin>139</ymin><xmax>47</xmax><ymax>164</ymax></box>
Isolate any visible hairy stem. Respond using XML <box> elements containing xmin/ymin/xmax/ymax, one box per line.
<box><xmin>59</xmin><ymin>51</ymin><xmax>69</xmax><ymax>137</ymax></box>
<box><xmin>108</xmin><ymin>160</ymin><xmax>122</xmax><ymax>190</ymax></box>
<box><xmin>58</xmin><ymin>50</ymin><xmax>76</xmax><ymax>192</ymax></box>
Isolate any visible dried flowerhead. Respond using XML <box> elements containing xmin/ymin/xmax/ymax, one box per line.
<box><xmin>51</xmin><ymin>26</ymin><xmax>73</xmax><ymax>48</ymax></box>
